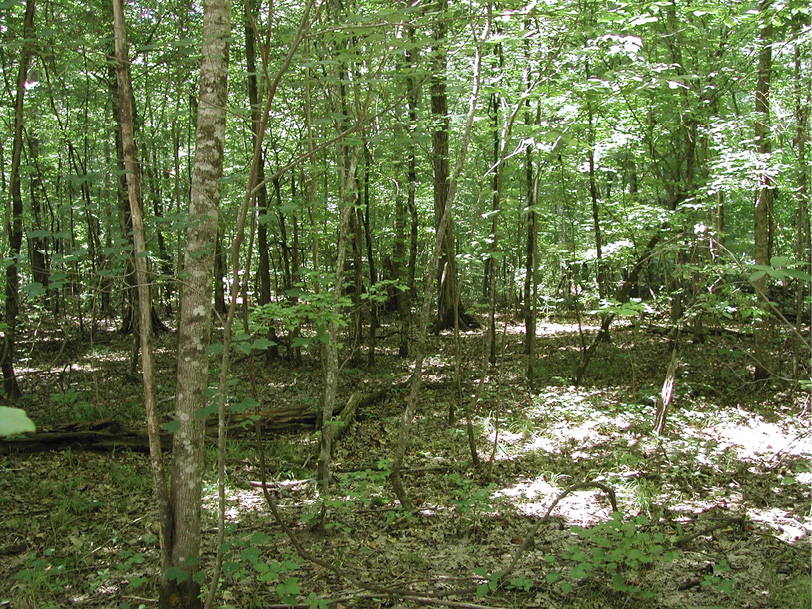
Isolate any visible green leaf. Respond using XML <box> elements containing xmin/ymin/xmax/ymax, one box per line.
<box><xmin>251</xmin><ymin>532</ymin><xmax>273</xmax><ymax>544</ymax></box>
<box><xmin>234</xmin><ymin>341</ymin><xmax>253</xmax><ymax>355</ymax></box>
<box><xmin>23</xmin><ymin>281</ymin><xmax>45</xmax><ymax>298</ymax></box>
<box><xmin>251</xmin><ymin>338</ymin><xmax>276</xmax><ymax>351</ymax></box>
<box><xmin>306</xmin><ymin>591</ymin><xmax>329</xmax><ymax>609</ymax></box>
<box><xmin>223</xmin><ymin>561</ymin><xmax>241</xmax><ymax>577</ymax></box>
<box><xmin>784</xmin><ymin>269</ymin><xmax>812</xmax><ymax>281</ymax></box>
<box><xmin>206</xmin><ymin>343</ymin><xmax>224</xmax><ymax>356</ymax></box>
<box><xmin>196</xmin><ymin>403</ymin><xmax>217</xmax><ymax>419</ymax></box>
<box><xmin>240</xmin><ymin>547</ymin><xmax>261</xmax><ymax>564</ymax></box>
<box><xmin>161</xmin><ymin>419</ymin><xmax>181</xmax><ymax>433</ymax></box>
<box><xmin>165</xmin><ymin>566</ymin><xmax>189</xmax><ymax>583</ymax></box>
<box><xmin>231</xmin><ymin>398</ymin><xmax>259</xmax><ymax>413</ymax></box>
<box><xmin>0</xmin><ymin>407</ymin><xmax>36</xmax><ymax>437</ymax></box>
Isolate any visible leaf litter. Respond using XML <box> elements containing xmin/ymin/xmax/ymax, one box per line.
<box><xmin>1</xmin><ymin>319</ymin><xmax>809</xmax><ymax>608</ymax></box>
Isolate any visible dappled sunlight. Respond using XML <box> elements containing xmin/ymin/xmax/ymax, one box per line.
<box><xmin>203</xmin><ymin>484</ymin><xmax>267</xmax><ymax>521</ymax></box>
<box><xmin>4</xmin><ymin>302</ymin><xmax>809</xmax><ymax>609</ymax></box>
<box><xmin>493</xmin><ymin>319</ymin><xmax>600</xmax><ymax>338</ymax></box>
<box><xmin>747</xmin><ymin>507</ymin><xmax>810</xmax><ymax>543</ymax></box>
<box><xmin>708</xmin><ymin>414</ymin><xmax>809</xmax><ymax>462</ymax></box>
<box><xmin>477</xmin><ymin>377</ymin><xmax>812</xmax><ymax>554</ymax></box>
<box><xmin>495</xmin><ymin>476</ymin><xmax>614</xmax><ymax>526</ymax></box>
<box><xmin>538</xmin><ymin>321</ymin><xmax>600</xmax><ymax>335</ymax></box>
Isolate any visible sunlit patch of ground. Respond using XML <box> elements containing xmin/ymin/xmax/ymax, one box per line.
<box><xmin>484</xmin><ymin>374</ymin><xmax>812</xmax><ymax>543</ymax></box>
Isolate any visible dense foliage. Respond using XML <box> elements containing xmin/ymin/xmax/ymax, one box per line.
<box><xmin>0</xmin><ymin>0</ymin><xmax>809</xmax><ymax>607</ymax></box>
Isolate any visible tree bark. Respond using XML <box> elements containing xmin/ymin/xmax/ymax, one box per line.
<box><xmin>390</xmin><ymin>15</ymin><xmax>483</xmax><ymax>510</ymax></box>
<box><xmin>753</xmin><ymin>0</ymin><xmax>774</xmax><ymax>380</ymax></box>
<box><xmin>111</xmin><ymin>0</ymin><xmax>171</xmax><ymax>575</ymax></box>
<box><xmin>317</xmin><ymin>117</ymin><xmax>358</xmax><ymax>494</ymax></box>
<box><xmin>244</xmin><ymin>0</ymin><xmax>272</xmax><ymax>306</ymax></box>
<box><xmin>2</xmin><ymin>0</ymin><xmax>35</xmax><ymax>399</ymax></box>
<box><xmin>430</xmin><ymin>0</ymin><xmax>475</xmax><ymax>333</ymax></box>
<box><xmin>361</xmin><ymin>143</ymin><xmax>379</xmax><ymax>366</ymax></box>
<box><xmin>160</xmin><ymin>0</ymin><xmax>230</xmax><ymax>604</ymax></box>
<box><xmin>524</xmin><ymin>151</ymin><xmax>539</xmax><ymax>378</ymax></box>
<box><xmin>586</xmin><ymin>87</ymin><xmax>605</xmax><ymax>300</ymax></box>
<box><xmin>792</xmin><ymin>14</ymin><xmax>810</xmax><ymax>377</ymax></box>
<box><xmin>27</xmin><ymin>130</ymin><xmax>51</xmax><ymax>307</ymax></box>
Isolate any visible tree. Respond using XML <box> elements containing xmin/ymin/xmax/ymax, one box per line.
<box><xmin>160</xmin><ymin>0</ymin><xmax>231</xmax><ymax>604</ymax></box>
<box><xmin>753</xmin><ymin>0</ymin><xmax>775</xmax><ymax>380</ymax></box>
<box><xmin>111</xmin><ymin>0</ymin><xmax>171</xmax><ymax>580</ymax></box>
<box><xmin>430</xmin><ymin>0</ymin><xmax>476</xmax><ymax>333</ymax></box>
<box><xmin>2</xmin><ymin>0</ymin><xmax>35</xmax><ymax>399</ymax></box>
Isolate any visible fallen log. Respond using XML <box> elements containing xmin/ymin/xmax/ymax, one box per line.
<box><xmin>0</xmin><ymin>420</ymin><xmax>170</xmax><ymax>454</ymax></box>
<box><xmin>1</xmin><ymin>386</ymin><xmax>395</xmax><ymax>454</ymax></box>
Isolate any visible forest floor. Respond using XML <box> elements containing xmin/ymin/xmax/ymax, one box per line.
<box><xmin>1</xmin><ymin>313</ymin><xmax>810</xmax><ymax>609</ymax></box>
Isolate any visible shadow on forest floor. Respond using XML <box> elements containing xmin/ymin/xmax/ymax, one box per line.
<box><xmin>1</xmin><ymin>316</ymin><xmax>810</xmax><ymax>609</ymax></box>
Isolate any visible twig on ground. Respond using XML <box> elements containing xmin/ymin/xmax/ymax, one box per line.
<box><xmin>674</xmin><ymin>516</ymin><xmax>748</xmax><ymax>547</ymax></box>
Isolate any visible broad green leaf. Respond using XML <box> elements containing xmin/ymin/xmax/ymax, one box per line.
<box><xmin>165</xmin><ymin>566</ymin><xmax>189</xmax><ymax>583</ymax></box>
<box><xmin>161</xmin><ymin>419</ymin><xmax>181</xmax><ymax>433</ymax></box>
<box><xmin>24</xmin><ymin>282</ymin><xmax>46</xmax><ymax>297</ymax></box>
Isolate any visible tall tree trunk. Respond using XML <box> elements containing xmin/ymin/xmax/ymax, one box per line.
<box><xmin>524</xmin><ymin>152</ymin><xmax>539</xmax><ymax>376</ymax></box>
<box><xmin>317</xmin><ymin>3</ymin><xmax>358</xmax><ymax>490</ymax></box>
<box><xmin>160</xmin><ymin>0</ymin><xmax>231</xmax><ymax>604</ymax></box>
<box><xmin>273</xmin><ymin>175</ymin><xmax>293</xmax><ymax>292</ymax></box>
<box><xmin>523</xmin><ymin>36</ymin><xmax>539</xmax><ymax>377</ymax></box>
<box><xmin>108</xmin><ymin>52</ymin><xmax>138</xmax><ymax>335</ymax></box>
<box><xmin>214</xmin><ymin>228</ymin><xmax>227</xmax><ymax>315</ymax></box>
<box><xmin>431</xmin><ymin>0</ymin><xmax>473</xmax><ymax>332</ymax></box>
<box><xmin>111</xmin><ymin>0</ymin><xmax>171</xmax><ymax>578</ymax></box>
<box><xmin>753</xmin><ymin>0</ymin><xmax>774</xmax><ymax>380</ymax></box>
<box><xmin>143</xmin><ymin>144</ymin><xmax>174</xmax><ymax>309</ymax></box>
<box><xmin>393</xmin><ymin>109</ymin><xmax>410</xmax><ymax>357</ymax></box>
<box><xmin>390</xmin><ymin>18</ymin><xmax>483</xmax><ymax>510</ymax></box>
<box><xmin>486</xmin><ymin>91</ymin><xmax>500</xmax><ymax>365</ymax></box>
<box><xmin>349</xmin><ymin>196</ymin><xmax>364</xmax><ymax>360</ymax></box>
<box><xmin>792</xmin><ymin>14</ymin><xmax>810</xmax><ymax>377</ymax></box>
<box><xmin>362</xmin><ymin>143</ymin><xmax>378</xmax><ymax>366</ymax></box>
<box><xmin>586</xmin><ymin>82</ymin><xmax>605</xmax><ymax>299</ymax></box>
<box><xmin>27</xmin><ymin>131</ymin><xmax>51</xmax><ymax>305</ymax></box>
<box><xmin>2</xmin><ymin>0</ymin><xmax>35</xmax><ymax>399</ymax></box>
<box><xmin>244</xmin><ymin>0</ymin><xmax>272</xmax><ymax>306</ymax></box>
<box><xmin>318</xmin><ymin>143</ymin><xmax>357</xmax><ymax>493</ymax></box>
<box><xmin>396</xmin><ymin>18</ymin><xmax>421</xmax><ymax>357</ymax></box>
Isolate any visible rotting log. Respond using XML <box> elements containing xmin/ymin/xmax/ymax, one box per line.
<box><xmin>0</xmin><ymin>420</ymin><xmax>170</xmax><ymax>454</ymax></box>
<box><xmin>1</xmin><ymin>386</ymin><xmax>396</xmax><ymax>454</ymax></box>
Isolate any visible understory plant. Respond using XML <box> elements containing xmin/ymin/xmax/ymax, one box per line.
<box><xmin>545</xmin><ymin>512</ymin><xmax>678</xmax><ymax>598</ymax></box>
